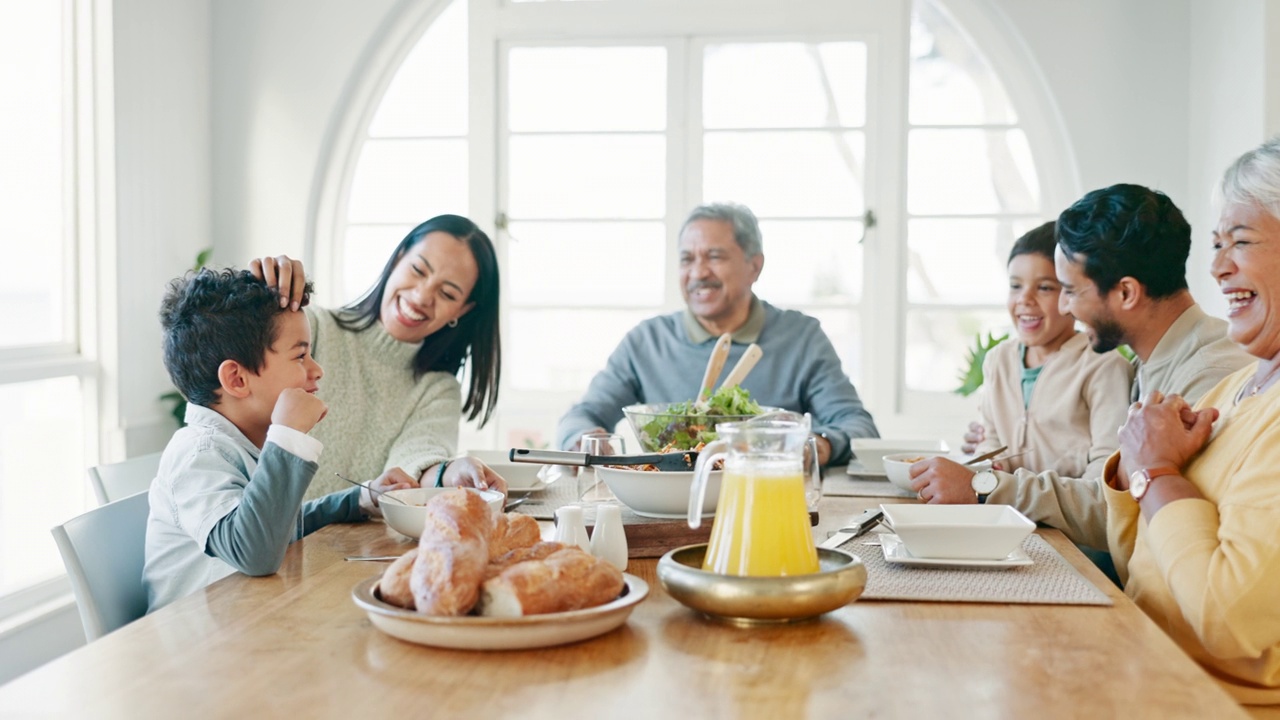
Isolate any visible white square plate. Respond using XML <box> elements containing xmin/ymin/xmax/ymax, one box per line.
<box><xmin>848</xmin><ymin>439</ymin><xmax>948</xmax><ymax>475</ymax></box>
<box><xmin>879</xmin><ymin>533</ymin><xmax>1032</xmax><ymax>568</ymax></box>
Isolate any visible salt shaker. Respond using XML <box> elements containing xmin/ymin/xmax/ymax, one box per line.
<box><xmin>554</xmin><ymin>505</ymin><xmax>590</xmax><ymax>553</ymax></box>
<box><xmin>589</xmin><ymin>503</ymin><xmax>628</xmax><ymax>571</ymax></box>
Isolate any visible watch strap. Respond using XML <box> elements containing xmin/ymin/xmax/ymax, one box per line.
<box><xmin>1131</xmin><ymin>465</ymin><xmax>1180</xmax><ymax>501</ymax></box>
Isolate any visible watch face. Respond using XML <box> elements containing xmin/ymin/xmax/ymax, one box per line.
<box><xmin>971</xmin><ymin>471</ymin><xmax>997</xmax><ymax>494</ymax></box>
<box><xmin>1129</xmin><ymin>471</ymin><xmax>1148</xmax><ymax>501</ymax></box>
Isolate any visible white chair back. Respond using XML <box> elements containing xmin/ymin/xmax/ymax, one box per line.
<box><xmin>51</xmin><ymin>490</ymin><xmax>151</xmax><ymax>641</ymax></box>
<box><xmin>88</xmin><ymin>452</ymin><xmax>161</xmax><ymax>505</ymax></box>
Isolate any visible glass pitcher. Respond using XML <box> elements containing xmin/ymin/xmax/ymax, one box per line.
<box><xmin>688</xmin><ymin>412</ymin><xmax>822</xmax><ymax>576</ymax></box>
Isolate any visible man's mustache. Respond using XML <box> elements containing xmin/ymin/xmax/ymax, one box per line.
<box><xmin>687</xmin><ymin>281</ymin><xmax>722</xmax><ymax>293</ymax></box>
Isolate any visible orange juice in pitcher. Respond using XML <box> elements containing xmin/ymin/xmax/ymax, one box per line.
<box><xmin>688</xmin><ymin>414</ymin><xmax>821</xmax><ymax>577</ymax></box>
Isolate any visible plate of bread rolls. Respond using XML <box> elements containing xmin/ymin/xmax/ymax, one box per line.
<box><xmin>351</xmin><ymin>488</ymin><xmax>648</xmax><ymax>650</ymax></box>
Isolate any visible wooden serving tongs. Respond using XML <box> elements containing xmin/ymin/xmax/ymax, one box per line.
<box><xmin>693</xmin><ymin>333</ymin><xmax>764</xmax><ymax>410</ymax></box>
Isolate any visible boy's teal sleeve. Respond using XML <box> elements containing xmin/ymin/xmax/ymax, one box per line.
<box><xmin>204</xmin><ymin>443</ymin><xmax>317</xmax><ymax>576</ymax></box>
<box><xmin>301</xmin><ymin>487</ymin><xmax>365</xmax><ymax>535</ymax></box>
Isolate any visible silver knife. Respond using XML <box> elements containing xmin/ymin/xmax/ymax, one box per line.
<box><xmin>819</xmin><ymin>508</ymin><xmax>885</xmax><ymax>549</ymax></box>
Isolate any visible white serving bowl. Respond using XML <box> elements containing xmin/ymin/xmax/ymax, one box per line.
<box><xmin>882</xmin><ymin>451</ymin><xmax>949</xmax><ymax>492</ymax></box>
<box><xmin>466</xmin><ymin>449</ymin><xmax>546</xmax><ymax>491</ymax></box>
<box><xmin>851</xmin><ymin>438</ymin><xmax>948</xmax><ymax>474</ymax></box>
<box><xmin>880</xmin><ymin>504</ymin><xmax>1035</xmax><ymax>560</ymax></box>
<box><xmin>381</xmin><ymin>487</ymin><xmax>505</xmax><ymax>539</ymax></box>
<box><xmin>596</xmin><ymin>466</ymin><xmax>721</xmax><ymax>519</ymax></box>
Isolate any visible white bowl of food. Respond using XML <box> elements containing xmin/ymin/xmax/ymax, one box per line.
<box><xmin>881</xmin><ymin>452</ymin><xmax>949</xmax><ymax>492</ymax></box>
<box><xmin>880</xmin><ymin>504</ymin><xmax>1035</xmax><ymax>560</ymax></box>
<box><xmin>381</xmin><ymin>487</ymin><xmax>505</xmax><ymax>539</ymax></box>
<box><xmin>850</xmin><ymin>438</ymin><xmax>948</xmax><ymax>474</ymax></box>
<box><xmin>596</xmin><ymin>466</ymin><xmax>721</xmax><ymax>519</ymax></box>
<box><xmin>466</xmin><ymin>449</ymin><xmax>546</xmax><ymax>492</ymax></box>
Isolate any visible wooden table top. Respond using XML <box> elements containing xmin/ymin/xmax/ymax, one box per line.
<box><xmin>0</xmin><ymin>497</ymin><xmax>1246</xmax><ymax>718</ymax></box>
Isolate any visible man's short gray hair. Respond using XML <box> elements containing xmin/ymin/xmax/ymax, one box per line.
<box><xmin>1217</xmin><ymin>135</ymin><xmax>1280</xmax><ymax>220</ymax></box>
<box><xmin>680</xmin><ymin>202</ymin><xmax>763</xmax><ymax>257</ymax></box>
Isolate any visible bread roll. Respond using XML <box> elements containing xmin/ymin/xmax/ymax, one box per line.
<box><xmin>488</xmin><ymin>512</ymin><xmax>541</xmax><ymax>559</ymax></box>
<box><xmin>484</xmin><ymin>541</ymin><xmax>566</xmax><ymax>580</ymax></box>
<box><xmin>410</xmin><ymin>489</ymin><xmax>495</xmax><ymax>615</ymax></box>
<box><xmin>478</xmin><ymin>547</ymin><xmax>625</xmax><ymax>617</ymax></box>
<box><xmin>379</xmin><ymin>549</ymin><xmax>418</xmax><ymax>609</ymax></box>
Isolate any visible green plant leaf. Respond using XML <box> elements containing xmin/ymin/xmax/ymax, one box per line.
<box><xmin>954</xmin><ymin>332</ymin><xmax>1008</xmax><ymax>397</ymax></box>
<box><xmin>193</xmin><ymin>248</ymin><xmax>213</xmax><ymax>270</ymax></box>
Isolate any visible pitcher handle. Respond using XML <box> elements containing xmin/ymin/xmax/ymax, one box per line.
<box><xmin>805</xmin><ymin>434</ymin><xmax>823</xmax><ymax>510</ymax></box>
<box><xmin>688</xmin><ymin>440</ymin><xmax>728</xmax><ymax>529</ymax></box>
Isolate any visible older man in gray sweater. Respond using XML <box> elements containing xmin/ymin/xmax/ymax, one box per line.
<box><xmin>556</xmin><ymin>203</ymin><xmax>879</xmax><ymax>466</ymax></box>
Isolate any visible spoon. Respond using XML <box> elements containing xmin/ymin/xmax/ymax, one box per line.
<box><xmin>694</xmin><ymin>333</ymin><xmax>733</xmax><ymax>411</ymax></box>
<box><xmin>333</xmin><ymin>472</ymin><xmax>409</xmax><ymax>505</ymax></box>
<box><xmin>715</xmin><ymin>343</ymin><xmax>763</xmax><ymax>393</ymax></box>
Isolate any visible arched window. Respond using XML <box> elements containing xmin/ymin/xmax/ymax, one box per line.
<box><xmin>319</xmin><ymin>0</ymin><xmax>1074</xmax><ymax>446</ymax></box>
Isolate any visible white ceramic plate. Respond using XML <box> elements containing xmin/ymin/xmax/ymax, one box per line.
<box><xmin>466</xmin><ymin>450</ymin><xmax>547</xmax><ymax>492</ymax></box>
<box><xmin>845</xmin><ymin>461</ymin><xmax>887</xmax><ymax>478</ymax></box>
<box><xmin>351</xmin><ymin>574</ymin><xmax>649</xmax><ymax>650</ymax></box>
<box><xmin>879</xmin><ymin>533</ymin><xmax>1032</xmax><ymax>569</ymax></box>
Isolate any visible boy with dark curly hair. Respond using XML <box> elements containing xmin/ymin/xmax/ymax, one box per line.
<box><xmin>143</xmin><ymin>268</ymin><xmax>416</xmax><ymax>611</ymax></box>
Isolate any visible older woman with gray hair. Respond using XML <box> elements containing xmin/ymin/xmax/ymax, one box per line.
<box><xmin>1097</xmin><ymin>136</ymin><xmax>1280</xmax><ymax>708</ymax></box>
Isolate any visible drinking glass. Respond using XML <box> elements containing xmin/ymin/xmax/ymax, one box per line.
<box><xmin>579</xmin><ymin>432</ymin><xmax>624</xmax><ymax>503</ymax></box>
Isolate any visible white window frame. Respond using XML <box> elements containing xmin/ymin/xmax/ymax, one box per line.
<box><xmin>310</xmin><ymin>0</ymin><xmax>1079</xmax><ymax>448</ymax></box>
<box><xmin>0</xmin><ymin>0</ymin><xmax>107</xmax><ymax>621</ymax></box>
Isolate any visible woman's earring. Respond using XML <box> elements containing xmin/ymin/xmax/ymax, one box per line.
<box><xmin>448</xmin><ymin>318</ymin><xmax>458</xmax><ymax>328</ymax></box>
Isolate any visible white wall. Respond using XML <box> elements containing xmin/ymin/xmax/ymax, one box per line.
<box><xmin>210</xmin><ymin>0</ymin><xmax>401</xmax><ymax>266</ymax></box>
<box><xmin>1185</xmin><ymin>0</ymin><xmax>1267</xmax><ymax>316</ymax></box>
<box><xmin>109</xmin><ymin>0</ymin><xmax>213</xmax><ymax>458</ymax></box>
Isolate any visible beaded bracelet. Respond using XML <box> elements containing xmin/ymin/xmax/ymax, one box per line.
<box><xmin>434</xmin><ymin>460</ymin><xmax>450</xmax><ymax>488</ymax></box>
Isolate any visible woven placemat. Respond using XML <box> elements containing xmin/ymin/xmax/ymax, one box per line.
<box><xmin>824</xmin><ymin>472</ymin><xmax>916</xmax><ymax>499</ymax></box>
<box><xmin>832</xmin><ymin>532</ymin><xmax>1112</xmax><ymax>606</ymax></box>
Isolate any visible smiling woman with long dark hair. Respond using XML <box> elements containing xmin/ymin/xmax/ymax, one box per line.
<box><xmin>252</xmin><ymin>214</ymin><xmax>505</xmax><ymax>499</ymax></box>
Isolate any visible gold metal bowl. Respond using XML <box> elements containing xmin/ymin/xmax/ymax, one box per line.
<box><xmin>657</xmin><ymin>545</ymin><xmax>867</xmax><ymax>626</ymax></box>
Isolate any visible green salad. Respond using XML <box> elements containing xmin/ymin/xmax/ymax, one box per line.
<box><xmin>638</xmin><ymin>385</ymin><xmax>764</xmax><ymax>451</ymax></box>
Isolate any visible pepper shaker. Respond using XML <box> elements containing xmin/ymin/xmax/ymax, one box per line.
<box><xmin>554</xmin><ymin>504</ymin><xmax>590</xmax><ymax>553</ymax></box>
<box><xmin>589</xmin><ymin>503</ymin><xmax>628</xmax><ymax>571</ymax></box>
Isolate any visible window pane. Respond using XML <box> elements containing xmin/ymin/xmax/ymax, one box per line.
<box><xmin>508</xmin><ymin>46</ymin><xmax>666</xmax><ymax>132</ymax></box>
<box><xmin>507</xmin><ymin>135</ymin><xmax>665</xmax><ymax>219</ymax></box>
<box><xmin>507</xmin><ymin>221</ymin><xmax>666</xmax><ymax>306</ymax></box>
<box><xmin>704</xmin><ymin>131</ymin><xmax>865</xmax><ymax>218</ymax></box>
<box><xmin>0</xmin><ymin>377</ymin><xmax>88</xmax><ymax>595</ymax></box>
<box><xmin>341</xmin><ymin>224</ymin><xmax>416</xmax><ymax>303</ymax></box>
<box><xmin>904</xmin><ymin>309</ymin><xmax>1008</xmax><ymax>392</ymax></box>
<box><xmin>907</xmin><ymin>218</ymin><xmax>1042</xmax><ymax>305</ymax></box>
<box><xmin>507</xmin><ymin>309</ymin><xmax>655</xmax><ymax>391</ymax></box>
<box><xmin>909</xmin><ymin>0</ymin><xmax>1017</xmax><ymax>126</ymax></box>
<box><xmin>0</xmin><ymin>0</ymin><xmax>65</xmax><ymax>348</ymax></box>
<box><xmin>704</xmin><ymin>42</ymin><xmax>866</xmax><ymax>129</ymax></box>
<box><xmin>907</xmin><ymin>129</ymin><xmax>1038</xmax><ymax>215</ymax></box>
<box><xmin>754</xmin><ymin>220</ymin><xmax>864</xmax><ymax>304</ymax></box>
<box><xmin>369</xmin><ymin>0</ymin><xmax>467</xmax><ymax>138</ymax></box>
<box><xmin>346</xmin><ymin>139</ymin><xmax>469</xmax><ymax>223</ymax></box>
<box><xmin>804</xmin><ymin>308</ymin><xmax>862</xmax><ymax>387</ymax></box>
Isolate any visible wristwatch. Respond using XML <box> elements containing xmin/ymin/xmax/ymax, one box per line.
<box><xmin>1129</xmin><ymin>465</ymin><xmax>1180</xmax><ymax>501</ymax></box>
<box><xmin>971</xmin><ymin>471</ymin><xmax>997</xmax><ymax>504</ymax></box>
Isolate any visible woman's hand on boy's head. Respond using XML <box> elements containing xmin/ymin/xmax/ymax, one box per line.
<box><xmin>444</xmin><ymin>457</ymin><xmax>508</xmax><ymax>497</ymax></box>
<box><xmin>271</xmin><ymin>388</ymin><xmax>327</xmax><ymax>435</ymax></box>
<box><xmin>249</xmin><ymin>255</ymin><xmax>307</xmax><ymax>312</ymax></box>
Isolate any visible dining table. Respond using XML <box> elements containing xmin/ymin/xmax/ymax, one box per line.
<box><xmin>0</xmin><ymin>494</ymin><xmax>1248</xmax><ymax>719</ymax></box>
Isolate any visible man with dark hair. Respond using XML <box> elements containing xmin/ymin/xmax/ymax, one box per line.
<box><xmin>911</xmin><ymin>184</ymin><xmax>1248</xmax><ymax>555</ymax></box>
<box><xmin>556</xmin><ymin>202</ymin><xmax>879</xmax><ymax>465</ymax></box>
